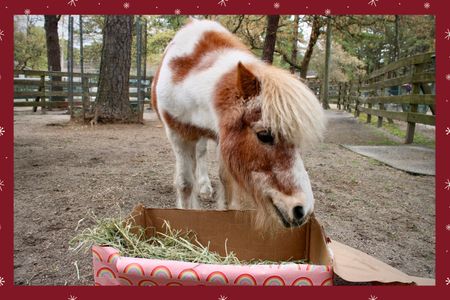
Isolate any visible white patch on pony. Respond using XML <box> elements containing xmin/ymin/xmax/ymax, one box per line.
<box><xmin>248</xmin><ymin>152</ymin><xmax>315</xmax><ymax>227</ymax></box>
<box><xmin>157</xmin><ymin>49</ymin><xmax>257</xmax><ymax>132</ymax></box>
<box><xmin>291</xmin><ymin>152</ymin><xmax>315</xmax><ymax>216</ymax></box>
<box><xmin>163</xmin><ymin>19</ymin><xmax>228</xmax><ymax>62</ymax></box>
<box><xmin>165</xmin><ymin>127</ymin><xmax>199</xmax><ymax>209</ymax></box>
<box><xmin>195</xmin><ymin>138</ymin><xmax>213</xmax><ymax>198</ymax></box>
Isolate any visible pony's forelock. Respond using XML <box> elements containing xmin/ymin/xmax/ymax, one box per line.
<box><xmin>254</xmin><ymin>66</ymin><xmax>326</xmax><ymax>148</ymax></box>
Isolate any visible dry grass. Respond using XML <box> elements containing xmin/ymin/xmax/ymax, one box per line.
<box><xmin>69</xmin><ymin>215</ymin><xmax>306</xmax><ymax>265</ymax></box>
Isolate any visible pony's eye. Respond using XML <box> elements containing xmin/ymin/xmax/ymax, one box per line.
<box><xmin>256</xmin><ymin>130</ymin><xmax>274</xmax><ymax>145</ymax></box>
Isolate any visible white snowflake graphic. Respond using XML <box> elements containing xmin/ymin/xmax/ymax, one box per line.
<box><xmin>368</xmin><ymin>0</ymin><xmax>379</xmax><ymax>6</ymax></box>
<box><xmin>0</xmin><ymin>179</ymin><xmax>4</xmax><ymax>192</ymax></box>
<box><xmin>218</xmin><ymin>0</ymin><xmax>229</xmax><ymax>7</ymax></box>
<box><xmin>424</xmin><ymin>2</ymin><xmax>430</xmax><ymax>9</ymax></box>
<box><xmin>368</xmin><ymin>296</ymin><xmax>378</xmax><ymax>300</ymax></box>
<box><xmin>445</xmin><ymin>179</ymin><xmax>450</xmax><ymax>190</ymax></box>
<box><xmin>273</xmin><ymin>2</ymin><xmax>280</xmax><ymax>9</ymax></box>
<box><xmin>174</xmin><ymin>9</ymin><xmax>181</xmax><ymax>15</ymax></box>
<box><xmin>68</xmin><ymin>295</ymin><xmax>77</xmax><ymax>300</ymax></box>
<box><xmin>68</xmin><ymin>0</ymin><xmax>78</xmax><ymax>7</ymax></box>
<box><xmin>0</xmin><ymin>29</ymin><xmax>4</xmax><ymax>42</ymax></box>
<box><xmin>0</xmin><ymin>276</ymin><xmax>4</xmax><ymax>286</ymax></box>
<box><xmin>0</xmin><ymin>126</ymin><xmax>4</xmax><ymax>136</ymax></box>
<box><xmin>218</xmin><ymin>295</ymin><xmax>228</xmax><ymax>300</ymax></box>
<box><xmin>446</xmin><ymin>224</ymin><xmax>450</xmax><ymax>231</ymax></box>
<box><xmin>324</xmin><ymin>9</ymin><xmax>331</xmax><ymax>16</ymax></box>
<box><xmin>445</xmin><ymin>29</ymin><xmax>450</xmax><ymax>40</ymax></box>
<box><xmin>24</xmin><ymin>9</ymin><xmax>31</xmax><ymax>15</ymax></box>
<box><xmin>445</xmin><ymin>277</ymin><xmax>450</xmax><ymax>285</ymax></box>
<box><xmin>446</xmin><ymin>74</ymin><xmax>450</xmax><ymax>81</ymax></box>
<box><xmin>446</xmin><ymin>127</ymin><xmax>450</xmax><ymax>135</ymax></box>
<box><xmin>123</xmin><ymin>2</ymin><xmax>130</xmax><ymax>9</ymax></box>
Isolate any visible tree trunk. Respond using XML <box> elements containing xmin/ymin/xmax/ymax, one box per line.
<box><xmin>290</xmin><ymin>15</ymin><xmax>300</xmax><ymax>74</ymax></box>
<box><xmin>44</xmin><ymin>15</ymin><xmax>63</xmax><ymax>102</ymax></box>
<box><xmin>261</xmin><ymin>15</ymin><xmax>280</xmax><ymax>64</ymax></box>
<box><xmin>388</xmin><ymin>15</ymin><xmax>400</xmax><ymax>123</ymax></box>
<box><xmin>394</xmin><ymin>15</ymin><xmax>400</xmax><ymax>60</ymax></box>
<box><xmin>300</xmin><ymin>16</ymin><xmax>322</xmax><ymax>79</ymax></box>
<box><xmin>322</xmin><ymin>16</ymin><xmax>332</xmax><ymax>110</ymax></box>
<box><xmin>94</xmin><ymin>15</ymin><xmax>134</xmax><ymax>123</ymax></box>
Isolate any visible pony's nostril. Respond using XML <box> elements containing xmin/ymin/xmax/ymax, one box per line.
<box><xmin>293</xmin><ymin>206</ymin><xmax>304</xmax><ymax>221</ymax></box>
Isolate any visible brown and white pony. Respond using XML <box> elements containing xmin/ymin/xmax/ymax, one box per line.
<box><xmin>152</xmin><ymin>19</ymin><xmax>326</xmax><ymax>229</ymax></box>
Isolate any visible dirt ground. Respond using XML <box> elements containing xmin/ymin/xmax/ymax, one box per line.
<box><xmin>13</xmin><ymin>108</ymin><xmax>435</xmax><ymax>285</ymax></box>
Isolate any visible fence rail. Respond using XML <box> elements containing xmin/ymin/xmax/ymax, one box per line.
<box><xmin>14</xmin><ymin>70</ymin><xmax>152</xmax><ymax>112</ymax></box>
<box><xmin>308</xmin><ymin>52</ymin><xmax>435</xmax><ymax>144</ymax></box>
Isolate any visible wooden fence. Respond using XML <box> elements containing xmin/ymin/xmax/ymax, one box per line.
<box><xmin>308</xmin><ymin>52</ymin><xmax>435</xmax><ymax>144</ymax></box>
<box><xmin>307</xmin><ymin>80</ymin><xmax>356</xmax><ymax>111</ymax></box>
<box><xmin>14</xmin><ymin>70</ymin><xmax>152</xmax><ymax>113</ymax></box>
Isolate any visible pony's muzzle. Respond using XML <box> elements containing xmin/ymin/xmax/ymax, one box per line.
<box><xmin>271</xmin><ymin>191</ymin><xmax>311</xmax><ymax>228</ymax></box>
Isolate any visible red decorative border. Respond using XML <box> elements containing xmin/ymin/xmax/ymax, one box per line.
<box><xmin>0</xmin><ymin>0</ymin><xmax>447</xmax><ymax>299</ymax></box>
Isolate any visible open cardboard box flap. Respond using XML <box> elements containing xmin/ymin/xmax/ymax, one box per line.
<box><xmin>128</xmin><ymin>204</ymin><xmax>434</xmax><ymax>286</ymax></box>
<box><xmin>328</xmin><ymin>240</ymin><xmax>434</xmax><ymax>286</ymax></box>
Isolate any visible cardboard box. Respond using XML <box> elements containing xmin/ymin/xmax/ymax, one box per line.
<box><xmin>92</xmin><ymin>205</ymin><xmax>434</xmax><ymax>286</ymax></box>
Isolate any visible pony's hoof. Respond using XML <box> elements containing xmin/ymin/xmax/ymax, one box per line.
<box><xmin>199</xmin><ymin>183</ymin><xmax>213</xmax><ymax>199</ymax></box>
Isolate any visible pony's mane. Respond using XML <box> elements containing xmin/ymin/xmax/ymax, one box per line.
<box><xmin>255</xmin><ymin>65</ymin><xmax>326</xmax><ymax>148</ymax></box>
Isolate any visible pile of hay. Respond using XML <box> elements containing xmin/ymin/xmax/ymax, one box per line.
<box><xmin>70</xmin><ymin>216</ymin><xmax>306</xmax><ymax>265</ymax></box>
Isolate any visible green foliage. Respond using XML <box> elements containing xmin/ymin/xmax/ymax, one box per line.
<box><xmin>82</xmin><ymin>42</ymin><xmax>102</xmax><ymax>71</ymax></box>
<box><xmin>332</xmin><ymin>15</ymin><xmax>435</xmax><ymax>73</ymax></box>
<box><xmin>13</xmin><ymin>14</ymin><xmax>434</xmax><ymax>84</ymax></box>
<box><xmin>150</xmin><ymin>15</ymin><xmax>189</xmax><ymax>31</ymax></box>
<box><xmin>146</xmin><ymin>29</ymin><xmax>176</xmax><ymax>65</ymax></box>
<box><xmin>310</xmin><ymin>41</ymin><xmax>366</xmax><ymax>82</ymax></box>
<box><xmin>398</xmin><ymin>15</ymin><xmax>435</xmax><ymax>57</ymax></box>
<box><xmin>14</xmin><ymin>23</ymin><xmax>47</xmax><ymax>70</ymax></box>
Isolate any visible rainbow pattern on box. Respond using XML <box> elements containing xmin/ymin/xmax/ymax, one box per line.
<box><xmin>92</xmin><ymin>245</ymin><xmax>333</xmax><ymax>286</ymax></box>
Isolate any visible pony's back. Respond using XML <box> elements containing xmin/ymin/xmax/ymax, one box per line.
<box><xmin>162</xmin><ymin>19</ymin><xmax>231</xmax><ymax>63</ymax></box>
<box><xmin>154</xmin><ymin>19</ymin><xmax>256</xmax><ymax>131</ymax></box>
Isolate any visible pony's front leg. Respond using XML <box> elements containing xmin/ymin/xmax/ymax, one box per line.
<box><xmin>217</xmin><ymin>159</ymin><xmax>234</xmax><ymax>210</ymax></box>
<box><xmin>196</xmin><ymin>138</ymin><xmax>213</xmax><ymax>199</ymax></box>
<box><xmin>167</xmin><ymin>130</ymin><xmax>199</xmax><ymax>209</ymax></box>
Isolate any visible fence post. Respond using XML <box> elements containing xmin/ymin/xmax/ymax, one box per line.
<box><xmin>40</xmin><ymin>74</ymin><xmax>47</xmax><ymax>114</ymax></box>
<box><xmin>347</xmin><ymin>82</ymin><xmax>352</xmax><ymax>113</ymax></box>
<box><xmin>79</xmin><ymin>15</ymin><xmax>88</xmax><ymax>120</ymax></box>
<box><xmin>143</xmin><ymin>18</ymin><xmax>148</xmax><ymax>106</ymax></box>
<box><xmin>367</xmin><ymin>102</ymin><xmax>372</xmax><ymax>124</ymax></box>
<box><xmin>377</xmin><ymin>103</ymin><xmax>385</xmax><ymax>128</ymax></box>
<box><xmin>384</xmin><ymin>71</ymin><xmax>394</xmax><ymax>124</ymax></box>
<box><xmin>376</xmin><ymin>73</ymin><xmax>387</xmax><ymax>127</ymax></box>
<box><xmin>318</xmin><ymin>81</ymin><xmax>323</xmax><ymax>106</ymax></box>
<box><xmin>68</xmin><ymin>16</ymin><xmax>74</xmax><ymax>119</ymax></box>
<box><xmin>342</xmin><ymin>82</ymin><xmax>348</xmax><ymax>110</ymax></box>
<box><xmin>82</xmin><ymin>76</ymin><xmax>89</xmax><ymax>115</ymax></box>
<box><xmin>354</xmin><ymin>80</ymin><xmax>361</xmax><ymax>118</ymax></box>
<box><xmin>337</xmin><ymin>83</ymin><xmax>342</xmax><ymax>110</ymax></box>
<box><xmin>405</xmin><ymin>63</ymin><xmax>423</xmax><ymax>143</ymax></box>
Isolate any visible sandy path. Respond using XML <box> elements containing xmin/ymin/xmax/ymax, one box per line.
<box><xmin>13</xmin><ymin>109</ymin><xmax>435</xmax><ymax>285</ymax></box>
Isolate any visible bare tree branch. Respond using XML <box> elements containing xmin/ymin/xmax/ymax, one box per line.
<box><xmin>232</xmin><ymin>15</ymin><xmax>245</xmax><ymax>34</ymax></box>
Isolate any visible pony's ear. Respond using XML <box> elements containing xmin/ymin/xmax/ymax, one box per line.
<box><xmin>237</xmin><ymin>62</ymin><xmax>260</xmax><ymax>100</ymax></box>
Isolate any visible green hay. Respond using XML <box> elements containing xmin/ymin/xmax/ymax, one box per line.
<box><xmin>69</xmin><ymin>215</ymin><xmax>307</xmax><ymax>265</ymax></box>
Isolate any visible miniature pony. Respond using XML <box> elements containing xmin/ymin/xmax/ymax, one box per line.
<box><xmin>152</xmin><ymin>19</ymin><xmax>326</xmax><ymax>229</ymax></box>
